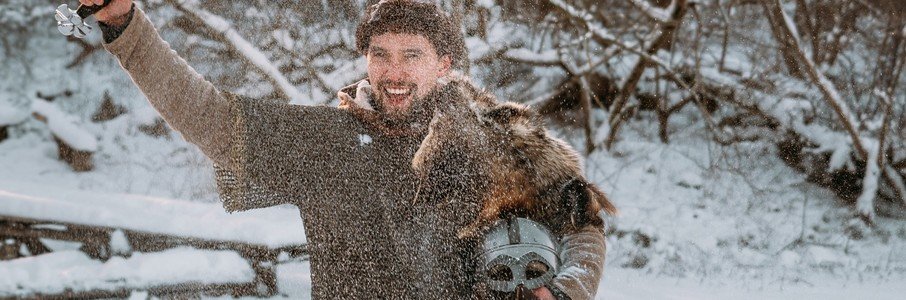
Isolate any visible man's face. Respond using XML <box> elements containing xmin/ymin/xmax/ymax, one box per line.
<box><xmin>366</xmin><ymin>33</ymin><xmax>451</xmax><ymax>120</ymax></box>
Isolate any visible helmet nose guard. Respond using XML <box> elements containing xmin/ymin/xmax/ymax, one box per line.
<box><xmin>479</xmin><ymin>217</ymin><xmax>559</xmax><ymax>292</ymax></box>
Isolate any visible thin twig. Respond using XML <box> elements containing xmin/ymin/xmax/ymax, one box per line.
<box><xmin>166</xmin><ymin>0</ymin><xmax>305</xmax><ymax>104</ymax></box>
<box><xmin>766</xmin><ymin>0</ymin><xmax>906</xmax><ymax>204</ymax></box>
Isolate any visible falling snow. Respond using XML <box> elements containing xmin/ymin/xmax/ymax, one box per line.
<box><xmin>358</xmin><ymin>133</ymin><xmax>373</xmax><ymax>146</ymax></box>
<box><xmin>1</xmin><ymin>0</ymin><xmax>904</xmax><ymax>299</ymax></box>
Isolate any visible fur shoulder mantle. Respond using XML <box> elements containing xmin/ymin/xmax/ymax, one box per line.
<box><xmin>334</xmin><ymin>74</ymin><xmax>498</xmax><ymax>136</ymax></box>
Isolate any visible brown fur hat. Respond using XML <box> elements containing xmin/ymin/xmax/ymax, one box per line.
<box><xmin>355</xmin><ymin>0</ymin><xmax>467</xmax><ymax>69</ymax></box>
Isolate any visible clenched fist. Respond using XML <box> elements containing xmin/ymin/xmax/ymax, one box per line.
<box><xmin>78</xmin><ymin>0</ymin><xmax>132</xmax><ymax>26</ymax></box>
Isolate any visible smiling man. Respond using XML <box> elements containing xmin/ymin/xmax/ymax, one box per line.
<box><xmin>87</xmin><ymin>0</ymin><xmax>607</xmax><ymax>298</ymax></box>
<box><xmin>367</xmin><ymin>33</ymin><xmax>446</xmax><ymax>119</ymax></box>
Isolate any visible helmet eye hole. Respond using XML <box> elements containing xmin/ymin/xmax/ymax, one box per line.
<box><xmin>525</xmin><ymin>260</ymin><xmax>549</xmax><ymax>280</ymax></box>
<box><xmin>487</xmin><ymin>264</ymin><xmax>514</xmax><ymax>281</ymax></box>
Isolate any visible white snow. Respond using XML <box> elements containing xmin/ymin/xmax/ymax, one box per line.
<box><xmin>271</xmin><ymin>29</ymin><xmax>294</xmax><ymax>51</ymax></box>
<box><xmin>0</xmin><ymin>247</ymin><xmax>253</xmax><ymax>297</ymax></box>
<box><xmin>0</xmin><ymin>102</ymin><xmax>28</xmax><ymax>126</ymax></box>
<box><xmin>31</xmin><ymin>99</ymin><xmax>98</xmax><ymax>152</ymax></box>
<box><xmin>476</xmin><ymin>0</ymin><xmax>494</xmax><ymax>9</ymax></box>
<box><xmin>597</xmin><ymin>268</ymin><xmax>903</xmax><ymax>300</ymax></box>
<box><xmin>548</xmin><ymin>0</ymin><xmax>617</xmax><ymax>41</ymax></box>
<box><xmin>804</xmin><ymin>245</ymin><xmax>848</xmax><ymax>266</ymax></box>
<box><xmin>503</xmin><ymin>48</ymin><xmax>560</xmax><ymax>65</ymax></box>
<box><xmin>0</xmin><ymin>179</ymin><xmax>306</xmax><ymax>247</ymax></box>
<box><xmin>778</xmin><ymin>1</ymin><xmax>801</xmax><ymax>46</ymax></box>
<box><xmin>110</xmin><ymin>229</ymin><xmax>133</xmax><ymax>256</ymax></box>
<box><xmin>465</xmin><ymin>37</ymin><xmax>491</xmax><ymax>61</ymax></box>
<box><xmin>779</xmin><ymin>250</ymin><xmax>800</xmax><ymax>267</ymax></box>
<box><xmin>128</xmin><ymin>290</ymin><xmax>150</xmax><ymax>300</ymax></box>
<box><xmin>628</xmin><ymin>0</ymin><xmax>676</xmax><ymax>23</ymax></box>
<box><xmin>857</xmin><ymin>144</ymin><xmax>880</xmax><ymax>218</ymax></box>
<box><xmin>358</xmin><ymin>134</ymin><xmax>372</xmax><ymax>146</ymax></box>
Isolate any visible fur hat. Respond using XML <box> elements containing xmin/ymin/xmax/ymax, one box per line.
<box><xmin>355</xmin><ymin>0</ymin><xmax>467</xmax><ymax>69</ymax></box>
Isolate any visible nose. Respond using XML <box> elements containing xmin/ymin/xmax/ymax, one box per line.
<box><xmin>382</xmin><ymin>57</ymin><xmax>409</xmax><ymax>82</ymax></box>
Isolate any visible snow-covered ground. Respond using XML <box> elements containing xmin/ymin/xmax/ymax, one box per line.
<box><xmin>2</xmin><ymin>8</ymin><xmax>904</xmax><ymax>300</ymax></box>
<box><xmin>1</xmin><ymin>248</ymin><xmax>254</xmax><ymax>297</ymax></box>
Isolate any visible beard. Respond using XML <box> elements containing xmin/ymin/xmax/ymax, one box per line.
<box><xmin>372</xmin><ymin>80</ymin><xmax>436</xmax><ymax>127</ymax></box>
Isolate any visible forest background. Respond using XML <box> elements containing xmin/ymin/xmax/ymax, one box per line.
<box><xmin>1</xmin><ymin>0</ymin><xmax>905</xmax><ymax>298</ymax></box>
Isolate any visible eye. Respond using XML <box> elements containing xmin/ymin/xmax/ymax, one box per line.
<box><xmin>525</xmin><ymin>260</ymin><xmax>550</xmax><ymax>279</ymax></box>
<box><xmin>405</xmin><ymin>53</ymin><xmax>420</xmax><ymax>60</ymax></box>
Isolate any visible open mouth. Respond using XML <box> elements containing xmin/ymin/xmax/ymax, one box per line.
<box><xmin>382</xmin><ymin>86</ymin><xmax>415</xmax><ymax>108</ymax></box>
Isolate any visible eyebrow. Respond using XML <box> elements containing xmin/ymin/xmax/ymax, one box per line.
<box><xmin>368</xmin><ymin>46</ymin><xmax>424</xmax><ymax>55</ymax></box>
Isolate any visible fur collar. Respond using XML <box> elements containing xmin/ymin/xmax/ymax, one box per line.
<box><xmin>336</xmin><ymin>74</ymin><xmax>497</xmax><ymax>137</ymax></box>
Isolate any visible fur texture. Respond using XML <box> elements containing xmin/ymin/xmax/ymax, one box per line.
<box><xmin>412</xmin><ymin>80</ymin><xmax>617</xmax><ymax>238</ymax></box>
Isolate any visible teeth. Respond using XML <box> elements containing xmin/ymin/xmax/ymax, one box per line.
<box><xmin>386</xmin><ymin>88</ymin><xmax>410</xmax><ymax>95</ymax></box>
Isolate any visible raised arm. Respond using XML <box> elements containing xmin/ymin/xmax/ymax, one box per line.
<box><xmin>94</xmin><ymin>0</ymin><xmax>233</xmax><ymax>166</ymax></box>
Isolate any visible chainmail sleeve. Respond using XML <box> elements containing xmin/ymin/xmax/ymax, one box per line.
<box><xmin>215</xmin><ymin>92</ymin><xmax>363</xmax><ymax>212</ymax></box>
<box><xmin>215</xmin><ymin>165</ymin><xmax>290</xmax><ymax>212</ymax></box>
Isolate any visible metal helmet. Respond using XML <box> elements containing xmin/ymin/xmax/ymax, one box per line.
<box><xmin>479</xmin><ymin>217</ymin><xmax>559</xmax><ymax>292</ymax></box>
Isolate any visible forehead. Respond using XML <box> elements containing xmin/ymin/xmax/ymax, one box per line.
<box><xmin>369</xmin><ymin>33</ymin><xmax>437</xmax><ymax>53</ymax></box>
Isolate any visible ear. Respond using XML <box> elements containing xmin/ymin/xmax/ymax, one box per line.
<box><xmin>560</xmin><ymin>179</ymin><xmax>617</xmax><ymax>229</ymax></box>
<box><xmin>482</xmin><ymin>103</ymin><xmax>528</xmax><ymax>125</ymax></box>
<box><xmin>437</xmin><ymin>55</ymin><xmax>452</xmax><ymax>77</ymax></box>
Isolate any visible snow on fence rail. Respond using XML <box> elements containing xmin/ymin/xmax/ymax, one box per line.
<box><xmin>0</xmin><ymin>180</ymin><xmax>305</xmax><ymax>247</ymax></box>
<box><xmin>0</xmin><ymin>247</ymin><xmax>254</xmax><ymax>298</ymax></box>
<box><xmin>0</xmin><ymin>180</ymin><xmax>307</xmax><ymax>297</ymax></box>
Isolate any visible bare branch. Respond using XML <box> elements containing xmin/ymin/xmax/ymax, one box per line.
<box><xmin>166</xmin><ymin>0</ymin><xmax>305</xmax><ymax>104</ymax></box>
<box><xmin>544</xmin><ymin>0</ymin><xmax>725</xmax><ymax>149</ymax></box>
<box><xmin>578</xmin><ymin>76</ymin><xmax>596</xmax><ymax>154</ymax></box>
<box><xmin>501</xmin><ymin>48</ymin><xmax>562</xmax><ymax>67</ymax></box>
<box><xmin>628</xmin><ymin>0</ymin><xmax>677</xmax><ymax>23</ymax></box>
<box><xmin>857</xmin><ymin>144</ymin><xmax>880</xmax><ymax>223</ymax></box>
<box><xmin>766</xmin><ymin>0</ymin><xmax>906</xmax><ymax>204</ymax></box>
<box><xmin>875</xmin><ymin>89</ymin><xmax>894</xmax><ymax>168</ymax></box>
<box><xmin>65</xmin><ymin>37</ymin><xmax>100</xmax><ymax>69</ymax></box>
<box><xmin>556</xmin><ymin>45</ymin><xmax>596</xmax><ymax>153</ymax></box>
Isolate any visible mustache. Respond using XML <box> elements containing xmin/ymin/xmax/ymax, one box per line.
<box><xmin>375</xmin><ymin>80</ymin><xmax>417</xmax><ymax>91</ymax></box>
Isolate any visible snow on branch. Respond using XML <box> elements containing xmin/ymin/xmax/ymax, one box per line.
<box><xmin>547</xmin><ymin>0</ymin><xmax>617</xmax><ymax>45</ymax></box>
<box><xmin>31</xmin><ymin>99</ymin><xmax>97</xmax><ymax>172</ymax></box>
<box><xmin>875</xmin><ymin>90</ymin><xmax>906</xmax><ymax>206</ymax></box>
<box><xmin>502</xmin><ymin>48</ymin><xmax>561</xmax><ymax>66</ymax></box>
<box><xmin>628</xmin><ymin>0</ymin><xmax>677</xmax><ymax>23</ymax></box>
<box><xmin>547</xmin><ymin>0</ymin><xmax>712</xmax><ymax>149</ymax></box>
<box><xmin>31</xmin><ymin>100</ymin><xmax>97</xmax><ymax>152</ymax></box>
<box><xmin>769</xmin><ymin>0</ymin><xmax>861</xmax><ymax>157</ymax></box>
<box><xmin>857</xmin><ymin>143</ymin><xmax>880</xmax><ymax>222</ymax></box>
<box><xmin>548</xmin><ymin>0</ymin><xmax>668</xmax><ymax>70</ymax></box>
<box><xmin>168</xmin><ymin>0</ymin><xmax>305</xmax><ymax>104</ymax></box>
<box><xmin>768</xmin><ymin>0</ymin><xmax>906</xmax><ymax>205</ymax></box>
<box><xmin>546</xmin><ymin>0</ymin><xmax>696</xmax><ymax>98</ymax></box>
<box><xmin>556</xmin><ymin>47</ymin><xmax>597</xmax><ymax>153</ymax></box>
<box><xmin>0</xmin><ymin>104</ymin><xmax>29</xmax><ymax>127</ymax></box>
